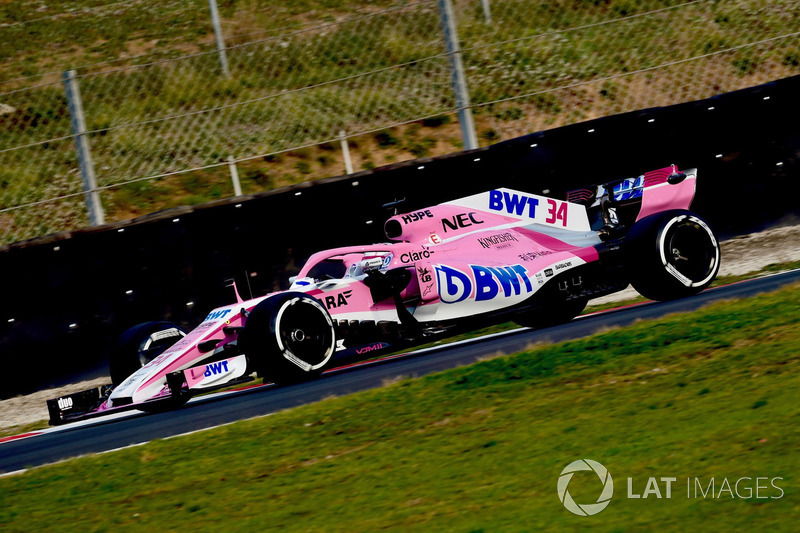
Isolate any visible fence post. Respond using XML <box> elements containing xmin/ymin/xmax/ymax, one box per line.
<box><xmin>63</xmin><ymin>70</ymin><xmax>105</xmax><ymax>226</ymax></box>
<box><xmin>208</xmin><ymin>0</ymin><xmax>231</xmax><ymax>77</ymax></box>
<box><xmin>340</xmin><ymin>131</ymin><xmax>354</xmax><ymax>174</ymax></box>
<box><xmin>437</xmin><ymin>0</ymin><xmax>478</xmax><ymax>151</ymax></box>
<box><xmin>228</xmin><ymin>156</ymin><xmax>242</xmax><ymax>196</ymax></box>
<box><xmin>481</xmin><ymin>0</ymin><xmax>492</xmax><ymax>24</ymax></box>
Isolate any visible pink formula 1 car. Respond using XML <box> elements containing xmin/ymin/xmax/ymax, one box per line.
<box><xmin>48</xmin><ymin>165</ymin><xmax>720</xmax><ymax>424</ymax></box>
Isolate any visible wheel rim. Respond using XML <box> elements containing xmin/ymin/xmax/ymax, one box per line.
<box><xmin>275</xmin><ymin>298</ymin><xmax>334</xmax><ymax>371</ymax></box>
<box><xmin>660</xmin><ymin>216</ymin><xmax>719</xmax><ymax>287</ymax></box>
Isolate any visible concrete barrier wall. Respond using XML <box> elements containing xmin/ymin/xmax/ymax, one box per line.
<box><xmin>2</xmin><ymin>75</ymin><xmax>798</xmax><ymax>397</ymax></box>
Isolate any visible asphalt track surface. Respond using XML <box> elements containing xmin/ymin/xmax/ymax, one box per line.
<box><xmin>2</xmin><ymin>269</ymin><xmax>799</xmax><ymax>475</ymax></box>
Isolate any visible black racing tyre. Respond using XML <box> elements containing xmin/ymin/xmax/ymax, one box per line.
<box><xmin>625</xmin><ymin>210</ymin><xmax>720</xmax><ymax>301</ymax></box>
<box><xmin>240</xmin><ymin>292</ymin><xmax>336</xmax><ymax>385</ymax></box>
<box><xmin>513</xmin><ymin>297</ymin><xmax>588</xmax><ymax>329</ymax></box>
<box><xmin>110</xmin><ymin>321</ymin><xmax>187</xmax><ymax>387</ymax></box>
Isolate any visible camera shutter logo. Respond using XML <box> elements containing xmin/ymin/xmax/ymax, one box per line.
<box><xmin>557</xmin><ymin>459</ymin><xmax>614</xmax><ymax>516</ymax></box>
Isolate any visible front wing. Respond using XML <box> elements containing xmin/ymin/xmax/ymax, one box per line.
<box><xmin>47</xmin><ymin>354</ymin><xmax>252</xmax><ymax>425</ymax></box>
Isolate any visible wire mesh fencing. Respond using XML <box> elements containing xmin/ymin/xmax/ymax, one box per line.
<box><xmin>457</xmin><ymin>0</ymin><xmax>800</xmax><ymax>140</ymax></box>
<box><xmin>1</xmin><ymin>0</ymin><xmax>799</xmax><ymax>245</ymax></box>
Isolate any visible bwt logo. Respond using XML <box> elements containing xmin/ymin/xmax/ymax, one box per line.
<box><xmin>204</xmin><ymin>309</ymin><xmax>232</xmax><ymax>322</ymax></box>
<box><xmin>489</xmin><ymin>190</ymin><xmax>539</xmax><ymax>218</ymax></box>
<box><xmin>435</xmin><ymin>264</ymin><xmax>532</xmax><ymax>304</ymax></box>
<box><xmin>558</xmin><ymin>459</ymin><xmax>614</xmax><ymax>516</ymax></box>
<box><xmin>204</xmin><ymin>361</ymin><xmax>229</xmax><ymax>377</ymax></box>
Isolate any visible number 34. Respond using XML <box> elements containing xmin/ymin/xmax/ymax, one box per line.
<box><xmin>546</xmin><ymin>199</ymin><xmax>568</xmax><ymax>226</ymax></box>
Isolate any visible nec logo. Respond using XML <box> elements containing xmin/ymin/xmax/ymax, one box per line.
<box><xmin>324</xmin><ymin>290</ymin><xmax>353</xmax><ymax>309</ymax></box>
<box><xmin>442</xmin><ymin>212</ymin><xmax>484</xmax><ymax>233</ymax></box>
<box><xmin>204</xmin><ymin>361</ymin><xmax>230</xmax><ymax>377</ymax></box>
<box><xmin>205</xmin><ymin>309</ymin><xmax>232</xmax><ymax>322</ymax></box>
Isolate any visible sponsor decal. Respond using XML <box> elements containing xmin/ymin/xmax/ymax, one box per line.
<box><xmin>57</xmin><ymin>397</ymin><xmax>73</xmax><ymax>410</ymax></box>
<box><xmin>535</xmin><ymin>272</ymin><xmax>544</xmax><ymax>285</ymax></box>
<box><xmin>382</xmin><ymin>254</ymin><xmax>393</xmax><ymax>269</ymax></box>
<box><xmin>519</xmin><ymin>250</ymin><xmax>554</xmax><ymax>262</ymax></box>
<box><xmin>429</xmin><ymin>233</ymin><xmax>442</xmax><ymax>245</ymax></box>
<box><xmin>356</xmin><ymin>342</ymin><xmax>389</xmax><ymax>354</ymax></box>
<box><xmin>442</xmin><ymin>212</ymin><xmax>484</xmax><ymax>233</ymax></box>
<box><xmin>544</xmin><ymin>268</ymin><xmax>554</xmax><ymax>277</ymax></box>
<box><xmin>489</xmin><ymin>190</ymin><xmax>569</xmax><ymax>227</ymax></box>
<box><xmin>555</xmin><ymin>261</ymin><xmax>573</xmax><ymax>271</ymax></box>
<box><xmin>418</xmin><ymin>266</ymin><xmax>432</xmax><ymax>283</ymax></box>
<box><xmin>611</xmin><ymin>176</ymin><xmax>644</xmax><ymax>202</ymax></box>
<box><xmin>401</xmin><ymin>210</ymin><xmax>434</xmax><ymax>224</ymax></box>
<box><xmin>401</xmin><ymin>249</ymin><xmax>434</xmax><ymax>263</ymax></box>
<box><xmin>203</xmin><ymin>360</ymin><xmax>229</xmax><ymax>377</ymax></box>
<box><xmin>324</xmin><ymin>290</ymin><xmax>353</xmax><ymax>310</ymax></box>
<box><xmin>435</xmin><ymin>264</ymin><xmax>533</xmax><ymax>304</ymax></box>
<box><xmin>204</xmin><ymin>309</ymin><xmax>232</xmax><ymax>322</ymax></box>
<box><xmin>489</xmin><ymin>190</ymin><xmax>539</xmax><ymax>217</ymax></box>
<box><xmin>477</xmin><ymin>232</ymin><xmax>519</xmax><ymax>249</ymax></box>
<box><xmin>423</xmin><ymin>283</ymin><xmax>435</xmax><ymax>297</ymax></box>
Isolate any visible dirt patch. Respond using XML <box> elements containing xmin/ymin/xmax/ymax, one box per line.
<box><xmin>591</xmin><ymin>222</ymin><xmax>800</xmax><ymax>306</ymax></box>
<box><xmin>0</xmin><ymin>378</ymin><xmax>109</xmax><ymax>432</ymax></box>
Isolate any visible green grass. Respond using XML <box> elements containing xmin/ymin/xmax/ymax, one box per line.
<box><xmin>2</xmin><ymin>281</ymin><xmax>799</xmax><ymax>531</ymax></box>
<box><xmin>2</xmin><ymin>0</ymin><xmax>800</xmax><ymax>244</ymax></box>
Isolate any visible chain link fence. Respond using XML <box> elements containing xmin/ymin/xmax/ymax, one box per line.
<box><xmin>1</xmin><ymin>0</ymin><xmax>798</xmax><ymax>245</ymax></box>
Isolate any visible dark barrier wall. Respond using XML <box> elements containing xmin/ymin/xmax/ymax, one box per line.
<box><xmin>2</xmin><ymin>76</ymin><xmax>799</xmax><ymax>397</ymax></box>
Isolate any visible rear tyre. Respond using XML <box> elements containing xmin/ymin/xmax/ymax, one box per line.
<box><xmin>625</xmin><ymin>210</ymin><xmax>720</xmax><ymax>301</ymax></box>
<box><xmin>110</xmin><ymin>321</ymin><xmax>186</xmax><ymax>387</ymax></box>
<box><xmin>513</xmin><ymin>297</ymin><xmax>588</xmax><ymax>328</ymax></box>
<box><xmin>240</xmin><ymin>293</ymin><xmax>336</xmax><ymax>385</ymax></box>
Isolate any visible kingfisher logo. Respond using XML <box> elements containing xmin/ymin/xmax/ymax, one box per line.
<box><xmin>557</xmin><ymin>459</ymin><xmax>614</xmax><ymax>516</ymax></box>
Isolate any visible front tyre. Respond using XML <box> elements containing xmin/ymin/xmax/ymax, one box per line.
<box><xmin>111</xmin><ymin>321</ymin><xmax>186</xmax><ymax>387</ymax></box>
<box><xmin>626</xmin><ymin>210</ymin><xmax>720</xmax><ymax>301</ymax></box>
<box><xmin>240</xmin><ymin>293</ymin><xmax>336</xmax><ymax>385</ymax></box>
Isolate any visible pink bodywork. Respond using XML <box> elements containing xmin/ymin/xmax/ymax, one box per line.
<box><xmin>106</xmin><ymin>166</ymin><xmax>696</xmax><ymax>408</ymax></box>
<box><xmin>636</xmin><ymin>165</ymin><xmax>696</xmax><ymax>221</ymax></box>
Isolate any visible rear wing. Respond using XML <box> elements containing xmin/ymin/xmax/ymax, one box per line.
<box><xmin>567</xmin><ymin>165</ymin><xmax>697</xmax><ymax>229</ymax></box>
